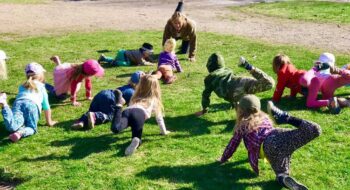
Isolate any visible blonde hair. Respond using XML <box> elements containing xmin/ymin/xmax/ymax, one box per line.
<box><xmin>164</xmin><ymin>38</ymin><xmax>176</xmax><ymax>53</ymax></box>
<box><xmin>70</xmin><ymin>63</ymin><xmax>85</xmax><ymax>82</ymax></box>
<box><xmin>0</xmin><ymin>60</ymin><xmax>7</xmax><ymax>80</ymax></box>
<box><xmin>272</xmin><ymin>54</ymin><xmax>291</xmax><ymax>74</ymax></box>
<box><xmin>234</xmin><ymin>107</ymin><xmax>272</xmax><ymax>135</ymax></box>
<box><xmin>130</xmin><ymin>74</ymin><xmax>164</xmax><ymax>116</ymax></box>
<box><xmin>171</xmin><ymin>11</ymin><xmax>186</xmax><ymax>24</ymax></box>
<box><xmin>23</xmin><ymin>72</ymin><xmax>45</xmax><ymax>92</ymax></box>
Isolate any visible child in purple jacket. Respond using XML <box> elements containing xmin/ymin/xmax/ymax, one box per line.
<box><xmin>153</xmin><ymin>38</ymin><xmax>183</xmax><ymax>84</ymax></box>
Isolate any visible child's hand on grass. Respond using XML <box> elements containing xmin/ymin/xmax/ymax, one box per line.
<box><xmin>87</xmin><ymin>96</ymin><xmax>93</xmax><ymax>101</ymax></box>
<box><xmin>161</xmin><ymin>130</ymin><xmax>171</xmax><ymax>135</ymax></box>
<box><xmin>47</xmin><ymin>120</ymin><xmax>58</xmax><ymax>127</ymax></box>
<box><xmin>72</xmin><ymin>101</ymin><xmax>81</xmax><ymax>106</ymax></box>
<box><xmin>188</xmin><ymin>57</ymin><xmax>196</xmax><ymax>62</ymax></box>
<box><xmin>194</xmin><ymin>109</ymin><xmax>207</xmax><ymax>117</ymax></box>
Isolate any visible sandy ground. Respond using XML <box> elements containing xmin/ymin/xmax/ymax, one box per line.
<box><xmin>0</xmin><ymin>0</ymin><xmax>350</xmax><ymax>53</ymax></box>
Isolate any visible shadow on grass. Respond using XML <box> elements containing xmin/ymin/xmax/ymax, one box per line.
<box><xmin>137</xmin><ymin>160</ymin><xmax>281</xmax><ymax>190</ymax></box>
<box><xmin>20</xmin><ymin>134</ymin><xmax>128</xmax><ymax>161</ymax></box>
<box><xmin>0</xmin><ymin>168</ymin><xmax>27</xmax><ymax>190</ymax></box>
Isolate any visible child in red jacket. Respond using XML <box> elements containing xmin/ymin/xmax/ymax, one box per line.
<box><xmin>272</xmin><ymin>54</ymin><xmax>306</xmax><ymax>102</ymax></box>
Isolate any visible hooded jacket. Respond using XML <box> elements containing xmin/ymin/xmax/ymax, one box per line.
<box><xmin>201</xmin><ymin>53</ymin><xmax>275</xmax><ymax>110</ymax></box>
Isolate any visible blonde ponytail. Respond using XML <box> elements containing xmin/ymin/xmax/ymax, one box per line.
<box><xmin>23</xmin><ymin>73</ymin><xmax>44</xmax><ymax>92</ymax></box>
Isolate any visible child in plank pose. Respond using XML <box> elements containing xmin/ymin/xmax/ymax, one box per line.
<box><xmin>111</xmin><ymin>74</ymin><xmax>170</xmax><ymax>156</ymax></box>
<box><xmin>272</xmin><ymin>54</ymin><xmax>307</xmax><ymax>102</ymax></box>
<box><xmin>153</xmin><ymin>38</ymin><xmax>183</xmax><ymax>84</ymax></box>
<box><xmin>219</xmin><ymin>95</ymin><xmax>321</xmax><ymax>190</ymax></box>
<box><xmin>71</xmin><ymin>71</ymin><xmax>144</xmax><ymax>129</ymax></box>
<box><xmin>0</xmin><ymin>63</ymin><xmax>57</xmax><ymax>142</ymax></box>
<box><xmin>195</xmin><ymin>53</ymin><xmax>275</xmax><ymax>116</ymax></box>
<box><xmin>98</xmin><ymin>43</ymin><xmax>156</xmax><ymax>66</ymax></box>
<box><xmin>45</xmin><ymin>56</ymin><xmax>104</xmax><ymax>106</ymax></box>
<box><xmin>0</xmin><ymin>50</ymin><xmax>8</xmax><ymax>80</ymax></box>
<box><xmin>299</xmin><ymin>53</ymin><xmax>350</xmax><ymax>114</ymax></box>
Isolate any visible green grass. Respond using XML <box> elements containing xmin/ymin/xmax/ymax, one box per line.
<box><xmin>233</xmin><ymin>1</ymin><xmax>350</xmax><ymax>24</ymax></box>
<box><xmin>0</xmin><ymin>31</ymin><xmax>349</xmax><ymax>189</ymax></box>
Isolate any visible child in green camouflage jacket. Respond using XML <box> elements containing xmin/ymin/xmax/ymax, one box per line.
<box><xmin>195</xmin><ymin>53</ymin><xmax>275</xmax><ymax>116</ymax></box>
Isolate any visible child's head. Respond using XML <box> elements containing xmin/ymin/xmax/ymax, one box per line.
<box><xmin>23</xmin><ymin>62</ymin><xmax>46</xmax><ymax>91</ymax></box>
<box><xmin>164</xmin><ymin>38</ymin><xmax>176</xmax><ymax>53</ymax></box>
<box><xmin>129</xmin><ymin>71</ymin><xmax>145</xmax><ymax>88</ymax></box>
<box><xmin>314</xmin><ymin>53</ymin><xmax>335</xmax><ymax>75</ymax></box>
<box><xmin>272</xmin><ymin>54</ymin><xmax>291</xmax><ymax>74</ymax></box>
<box><xmin>71</xmin><ymin>59</ymin><xmax>104</xmax><ymax>81</ymax></box>
<box><xmin>171</xmin><ymin>12</ymin><xmax>186</xmax><ymax>31</ymax></box>
<box><xmin>235</xmin><ymin>95</ymin><xmax>270</xmax><ymax>135</ymax></box>
<box><xmin>140</xmin><ymin>43</ymin><xmax>154</xmax><ymax>58</ymax></box>
<box><xmin>206</xmin><ymin>53</ymin><xmax>225</xmax><ymax>73</ymax></box>
<box><xmin>131</xmin><ymin>74</ymin><xmax>163</xmax><ymax>114</ymax></box>
<box><xmin>0</xmin><ymin>50</ymin><xmax>8</xmax><ymax>80</ymax></box>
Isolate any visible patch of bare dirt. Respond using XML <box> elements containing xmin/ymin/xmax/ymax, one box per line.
<box><xmin>0</xmin><ymin>0</ymin><xmax>349</xmax><ymax>53</ymax></box>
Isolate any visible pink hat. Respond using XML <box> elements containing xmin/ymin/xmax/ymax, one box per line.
<box><xmin>82</xmin><ymin>59</ymin><xmax>104</xmax><ymax>77</ymax></box>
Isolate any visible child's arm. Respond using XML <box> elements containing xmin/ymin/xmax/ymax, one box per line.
<box><xmin>70</xmin><ymin>79</ymin><xmax>82</xmax><ymax>106</ymax></box>
<box><xmin>156</xmin><ymin>115</ymin><xmax>170</xmax><ymax>135</ymax></box>
<box><xmin>196</xmin><ymin>77</ymin><xmax>212</xmax><ymax>116</ymax></box>
<box><xmin>141</xmin><ymin>58</ymin><xmax>155</xmax><ymax>66</ymax></box>
<box><xmin>44</xmin><ymin>109</ymin><xmax>57</xmax><ymax>127</ymax></box>
<box><xmin>174</xmin><ymin>56</ymin><xmax>183</xmax><ymax>73</ymax></box>
<box><xmin>272</xmin><ymin>72</ymin><xmax>287</xmax><ymax>102</ymax></box>
<box><xmin>219</xmin><ymin>132</ymin><xmax>242</xmax><ymax>163</ymax></box>
<box><xmin>85</xmin><ymin>77</ymin><xmax>92</xmax><ymax>100</ymax></box>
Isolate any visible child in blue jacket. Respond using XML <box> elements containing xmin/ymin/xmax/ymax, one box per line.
<box><xmin>71</xmin><ymin>71</ymin><xmax>144</xmax><ymax>129</ymax></box>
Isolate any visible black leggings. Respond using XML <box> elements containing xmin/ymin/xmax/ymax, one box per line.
<box><xmin>111</xmin><ymin>107</ymin><xmax>146</xmax><ymax>140</ymax></box>
<box><xmin>263</xmin><ymin>117</ymin><xmax>321</xmax><ymax>178</ymax></box>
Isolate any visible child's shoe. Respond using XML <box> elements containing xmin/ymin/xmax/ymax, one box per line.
<box><xmin>9</xmin><ymin>132</ymin><xmax>21</xmax><ymax>142</ymax></box>
<box><xmin>337</xmin><ymin>97</ymin><xmax>350</xmax><ymax>107</ymax></box>
<box><xmin>125</xmin><ymin>137</ymin><xmax>140</xmax><ymax>156</ymax></box>
<box><xmin>0</xmin><ymin>93</ymin><xmax>7</xmax><ymax>107</ymax></box>
<box><xmin>87</xmin><ymin>112</ymin><xmax>96</xmax><ymax>129</ymax></box>
<box><xmin>98</xmin><ymin>54</ymin><xmax>106</xmax><ymax>63</ymax></box>
<box><xmin>282</xmin><ymin>176</ymin><xmax>308</xmax><ymax>190</ymax></box>
<box><xmin>328</xmin><ymin>97</ymin><xmax>341</xmax><ymax>114</ymax></box>
<box><xmin>50</xmin><ymin>56</ymin><xmax>61</xmax><ymax>65</ymax></box>
<box><xmin>314</xmin><ymin>62</ymin><xmax>330</xmax><ymax>71</ymax></box>
<box><xmin>238</xmin><ymin>56</ymin><xmax>253</xmax><ymax>70</ymax></box>
<box><xmin>71</xmin><ymin>121</ymin><xmax>84</xmax><ymax>130</ymax></box>
<box><xmin>267</xmin><ymin>101</ymin><xmax>289</xmax><ymax>124</ymax></box>
<box><xmin>114</xmin><ymin>89</ymin><xmax>126</xmax><ymax>106</ymax></box>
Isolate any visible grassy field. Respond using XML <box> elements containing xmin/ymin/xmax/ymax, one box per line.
<box><xmin>0</xmin><ymin>31</ymin><xmax>349</xmax><ymax>189</ymax></box>
<box><xmin>233</xmin><ymin>1</ymin><xmax>350</xmax><ymax>24</ymax></box>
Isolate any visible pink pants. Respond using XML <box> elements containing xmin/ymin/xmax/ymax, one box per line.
<box><xmin>299</xmin><ymin>69</ymin><xmax>350</xmax><ymax>108</ymax></box>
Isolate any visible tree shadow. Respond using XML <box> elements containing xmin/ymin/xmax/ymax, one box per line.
<box><xmin>137</xmin><ymin>160</ymin><xmax>281</xmax><ymax>189</ymax></box>
<box><xmin>0</xmin><ymin>121</ymin><xmax>11</xmax><ymax>144</ymax></box>
<box><xmin>20</xmin><ymin>134</ymin><xmax>128</xmax><ymax>161</ymax></box>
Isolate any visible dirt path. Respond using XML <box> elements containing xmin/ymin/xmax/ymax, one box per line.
<box><xmin>0</xmin><ymin>0</ymin><xmax>350</xmax><ymax>54</ymax></box>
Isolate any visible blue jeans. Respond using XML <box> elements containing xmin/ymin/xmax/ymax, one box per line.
<box><xmin>1</xmin><ymin>100</ymin><xmax>39</xmax><ymax>137</ymax></box>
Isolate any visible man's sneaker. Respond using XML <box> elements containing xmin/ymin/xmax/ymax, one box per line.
<box><xmin>328</xmin><ymin>97</ymin><xmax>341</xmax><ymax>114</ymax></box>
<box><xmin>125</xmin><ymin>137</ymin><xmax>140</xmax><ymax>156</ymax></box>
<box><xmin>9</xmin><ymin>132</ymin><xmax>21</xmax><ymax>142</ymax></box>
<box><xmin>71</xmin><ymin>121</ymin><xmax>84</xmax><ymax>130</ymax></box>
<box><xmin>0</xmin><ymin>93</ymin><xmax>7</xmax><ymax>106</ymax></box>
<box><xmin>114</xmin><ymin>89</ymin><xmax>126</xmax><ymax>106</ymax></box>
<box><xmin>283</xmin><ymin>176</ymin><xmax>308</xmax><ymax>190</ymax></box>
<box><xmin>87</xmin><ymin>112</ymin><xmax>96</xmax><ymax>129</ymax></box>
<box><xmin>267</xmin><ymin>101</ymin><xmax>289</xmax><ymax>124</ymax></box>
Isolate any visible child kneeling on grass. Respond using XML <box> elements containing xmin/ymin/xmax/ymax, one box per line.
<box><xmin>0</xmin><ymin>63</ymin><xmax>57</xmax><ymax>142</ymax></box>
<box><xmin>111</xmin><ymin>74</ymin><xmax>170</xmax><ymax>156</ymax></box>
<box><xmin>218</xmin><ymin>95</ymin><xmax>321</xmax><ymax>190</ymax></box>
<box><xmin>71</xmin><ymin>71</ymin><xmax>145</xmax><ymax>130</ymax></box>
<box><xmin>45</xmin><ymin>56</ymin><xmax>104</xmax><ymax>106</ymax></box>
<box><xmin>98</xmin><ymin>43</ymin><xmax>156</xmax><ymax>66</ymax></box>
<box><xmin>153</xmin><ymin>38</ymin><xmax>183</xmax><ymax>84</ymax></box>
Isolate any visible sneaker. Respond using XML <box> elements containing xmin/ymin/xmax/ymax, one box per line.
<box><xmin>238</xmin><ymin>56</ymin><xmax>253</xmax><ymax>70</ymax></box>
<box><xmin>283</xmin><ymin>176</ymin><xmax>308</xmax><ymax>190</ymax></box>
<box><xmin>125</xmin><ymin>137</ymin><xmax>140</xmax><ymax>156</ymax></box>
<box><xmin>87</xmin><ymin>112</ymin><xmax>96</xmax><ymax>129</ymax></box>
<box><xmin>98</xmin><ymin>54</ymin><xmax>106</xmax><ymax>63</ymax></box>
<box><xmin>71</xmin><ymin>121</ymin><xmax>84</xmax><ymax>130</ymax></box>
<box><xmin>328</xmin><ymin>97</ymin><xmax>341</xmax><ymax>114</ymax></box>
<box><xmin>0</xmin><ymin>93</ymin><xmax>7</xmax><ymax>105</ymax></box>
<box><xmin>9</xmin><ymin>132</ymin><xmax>21</xmax><ymax>142</ymax></box>
<box><xmin>314</xmin><ymin>62</ymin><xmax>330</xmax><ymax>71</ymax></box>
<box><xmin>114</xmin><ymin>89</ymin><xmax>126</xmax><ymax>106</ymax></box>
<box><xmin>267</xmin><ymin>101</ymin><xmax>289</xmax><ymax>124</ymax></box>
